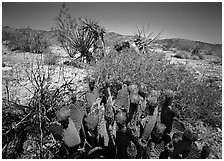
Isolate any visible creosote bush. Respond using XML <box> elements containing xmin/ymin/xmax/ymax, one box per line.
<box><xmin>93</xmin><ymin>47</ymin><xmax>221</xmax><ymax>128</ymax></box>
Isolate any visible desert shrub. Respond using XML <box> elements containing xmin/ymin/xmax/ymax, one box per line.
<box><xmin>173</xmin><ymin>50</ymin><xmax>191</xmax><ymax>59</ymax></box>
<box><xmin>92</xmin><ymin>47</ymin><xmax>105</xmax><ymax>61</ymax></box>
<box><xmin>191</xmin><ymin>47</ymin><xmax>204</xmax><ymax>60</ymax></box>
<box><xmin>191</xmin><ymin>55</ymin><xmax>200</xmax><ymax>60</ymax></box>
<box><xmin>174</xmin><ymin>79</ymin><xmax>221</xmax><ymax>127</ymax></box>
<box><xmin>176</xmin><ymin>43</ymin><xmax>192</xmax><ymax>52</ymax></box>
<box><xmin>114</xmin><ymin>43</ymin><xmax>123</xmax><ymax>52</ymax></box>
<box><xmin>212</xmin><ymin>46</ymin><xmax>222</xmax><ymax>58</ymax></box>
<box><xmin>204</xmin><ymin>49</ymin><xmax>214</xmax><ymax>55</ymax></box>
<box><xmin>6</xmin><ymin>28</ymin><xmax>49</xmax><ymax>53</ymax></box>
<box><xmin>93</xmin><ymin>47</ymin><xmax>221</xmax><ymax>128</ymax></box>
<box><xmin>55</xmin><ymin>4</ymin><xmax>106</xmax><ymax>63</ymax></box>
<box><xmin>174</xmin><ymin>39</ymin><xmax>197</xmax><ymax>52</ymax></box>
<box><xmin>114</xmin><ymin>40</ymin><xmax>130</xmax><ymax>52</ymax></box>
<box><xmin>163</xmin><ymin>39</ymin><xmax>174</xmax><ymax>50</ymax></box>
<box><xmin>43</xmin><ymin>52</ymin><xmax>59</xmax><ymax>66</ymax></box>
<box><xmin>2</xmin><ymin>30</ymin><xmax>18</xmax><ymax>42</ymax></box>
<box><xmin>198</xmin><ymin>53</ymin><xmax>204</xmax><ymax>59</ymax></box>
<box><xmin>6</xmin><ymin>31</ymin><xmax>24</xmax><ymax>51</ymax></box>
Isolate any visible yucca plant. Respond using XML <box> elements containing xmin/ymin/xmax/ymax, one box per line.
<box><xmin>56</xmin><ymin>4</ymin><xmax>106</xmax><ymax>63</ymax></box>
<box><xmin>134</xmin><ymin>25</ymin><xmax>163</xmax><ymax>53</ymax></box>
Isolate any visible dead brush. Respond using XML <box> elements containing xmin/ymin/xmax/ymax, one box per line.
<box><xmin>2</xmin><ymin>56</ymin><xmax>80</xmax><ymax>159</ymax></box>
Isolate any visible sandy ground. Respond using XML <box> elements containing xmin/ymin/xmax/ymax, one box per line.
<box><xmin>2</xmin><ymin>46</ymin><xmax>90</xmax><ymax>106</ymax></box>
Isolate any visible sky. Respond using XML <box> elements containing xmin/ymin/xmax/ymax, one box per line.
<box><xmin>2</xmin><ymin>2</ymin><xmax>222</xmax><ymax>44</ymax></box>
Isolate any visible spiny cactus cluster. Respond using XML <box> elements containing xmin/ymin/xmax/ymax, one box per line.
<box><xmin>48</xmin><ymin>78</ymin><xmax>211</xmax><ymax>159</ymax></box>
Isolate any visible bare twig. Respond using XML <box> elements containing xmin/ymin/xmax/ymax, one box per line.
<box><xmin>5</xmin><ymin>110</ymin><xmax>32</xmax><ymax>134</ymax></box>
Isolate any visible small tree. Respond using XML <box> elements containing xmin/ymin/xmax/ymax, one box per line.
<box><xmin>55</xmin><ymin>4</ymin><xmax>106</xmax><ymax>63</ymax></box>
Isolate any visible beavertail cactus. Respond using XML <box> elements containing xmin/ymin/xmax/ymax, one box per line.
<box><xmin>128</xmin><ymin>93</ymin><xmax>140</xmax><ymax>122</ymax></box>
<box><xmin>85</xmin><ymin>90</ymin><xmax>100</xmax><ymax>113</ymax></box>
<box><xmin>141</xmin><ymin>103</ymin><xmax>159</xmax><ymax>143</ymax></box>
<box><xmin>69</xmin><ymin>100</ymin><xmax>87</xmax><ymax>132</ymax></box>
<box><xmin>56</xmin><ymin>107</ymin><xmax>70</xmax><ymax>121</ymax></box>
<box><xmin>49</xmin><ymin>122</ymin><xmax>63</xmax><ymax>140</ymax></box>
<box><xmin>116</xmin><ymin>111</ymin><xmax>127</xmax><ymax>126</ymax></box>
<box><xmin>151</xmin><ymin>122</ymin><xmax>166</xmax><ymax>143</ymax></box>
<box><xmin>170</xmin><ymin>129</ymin><xmax>194</xmax><ymax>158</ymax></box>
<box><xmin>114</xmin><ymin>84</ymin><xmax>129</xmax><ymax>111</ymax></box>
<box><xmin>200</xmin><ymin>145</ymin><xmax>211</xmax><ymax>159</ymax></box>
<box><xmin>130</xmin><ymin>93</ymin><xmax>140</xmax><ymax>104</ymax></box>
<box><xmin>145</xmin><ymin>96</ymin><xmax>158</xmax><ymax>116</ymax></box>
<box><xmin>128</xmin><ymin>84</ymin><xmax>139</xmax><ymax>94</ymax></box>
<box><xmin>138</xmin><ymin>83</ymin><xmax>148</xmax><ymax>98</ymax></box>
<box><xmin>116</xmin><ymin>126</ymin><xmax>131</xmax><ymax>158</ymax></box>
<box><xmin>86</xmin><ymin>112</ymin><xmax>99</xmax><ymax>131</ymax></box>
<box><xmin>164</xmin><ymin>89</ymin><xmax>175</xmax><ymax>100</ymax></box>
<box><xmin>63</xmin><ymin>118</ymin><xmax>81</xmax><ymax>147</ymax></box>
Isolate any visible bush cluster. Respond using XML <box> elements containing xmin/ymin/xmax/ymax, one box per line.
<box><xmin>4</xmin><ymin>28</ymin><xmax>48</xmax><ymax>53</ymax></box>
<box><xmin>114</xmin><ymin>40</ymin><xmax>130</xmax><ymax>52</ymax></box>
<box><xmin>173</xmin><ymin>47</ymin><xmax>205</xmax><ymax>60</ymax></box>
<box><xmin>93</xmin><ymin>48</ymin><xmax>221</xmax><ymax>128</ymax></box>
